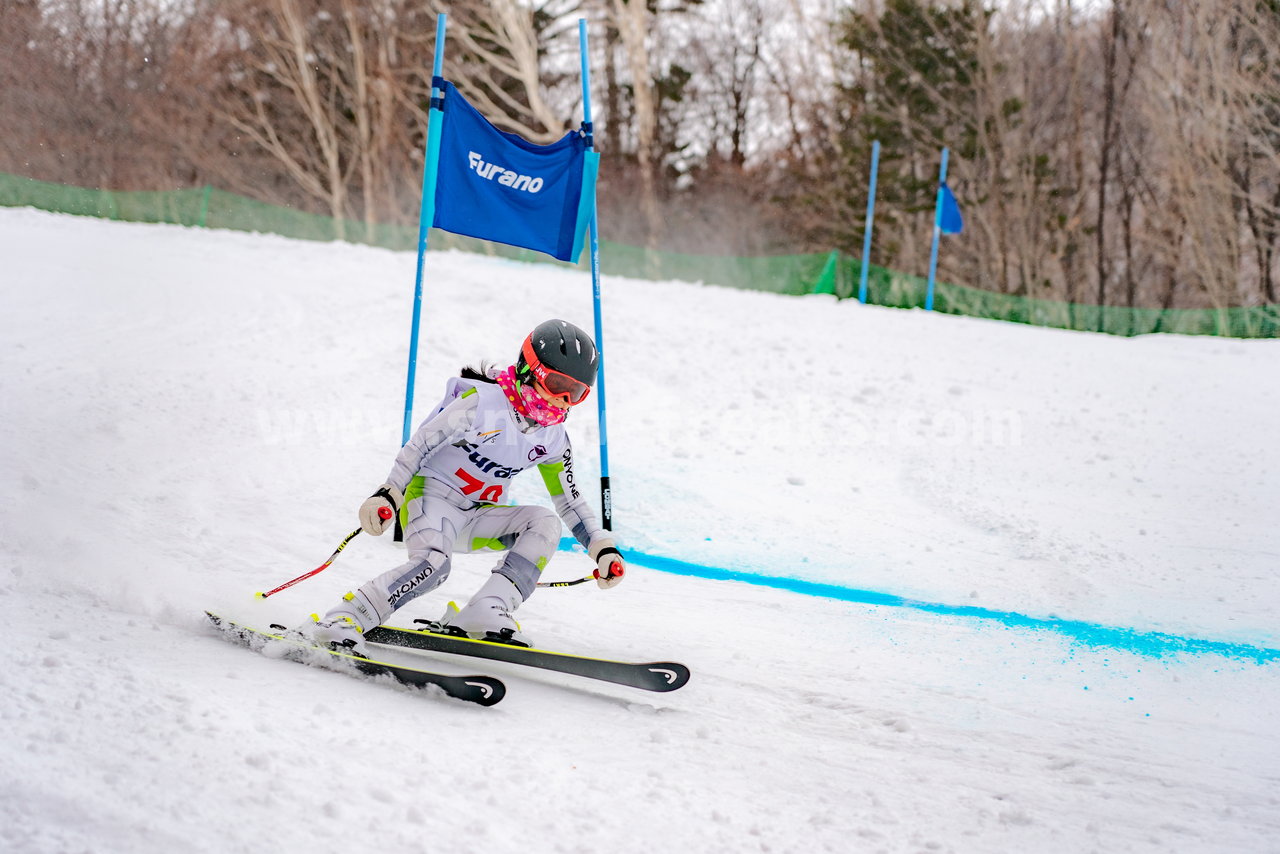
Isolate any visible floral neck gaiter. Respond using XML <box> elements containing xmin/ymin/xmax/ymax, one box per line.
<box><xmin>494</xmin><ymin>365</ymin><xmax>567</xmax><ymax>427</ymax></box>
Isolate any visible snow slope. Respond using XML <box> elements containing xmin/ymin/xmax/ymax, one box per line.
<box><xmin>1</xmin><ymin>207</ymin><xmax>1277</xmax><ymax>853</ymax></box>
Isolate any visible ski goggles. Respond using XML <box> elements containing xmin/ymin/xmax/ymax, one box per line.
<box><xmin>521</xmin><ymin>339</ymin><xmax>592</xmax><ymax>405</ymax></box>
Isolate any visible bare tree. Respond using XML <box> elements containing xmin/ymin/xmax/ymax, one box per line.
<box><xmin>206</xmin><ymin>0</ymin><xmax>355</xmax><ymax>235</ymax></box>
<box><xmin>0</xmin><ymin>1</ymin><xmax>76</xmax><ymax>181</ymax></box>
<box><xmin>1</xmin><ymin>0</ymin><xmax>199</xmax><ymax>189</ymax></box>
<box><xmin>432</xmin><ymin>0</ymin><xmax>582</xmax><ymax>143</ymax></box>
<box><xmin>1227</xmin><ymin>4</ymin><xmax>1280</xmax><ymax>305</ymax></box>
<box><xmin>687</xmin><ymin>1</ymin><xmax>765</xmax><ymax>167</ymax></box>
<box><xmin>180</xmin><ymin>0</ymin><xmax>441</xmax><ymax>237</ymax></box>
<box><xmin>1136</xmin><ymin>0</ymin><xmax>1280</xmax><ymax>310</ymax></box>
<box><xmin>608</xmin><ymin>0</ymin><xmax>663</xmax><ymax>251</ymax></box>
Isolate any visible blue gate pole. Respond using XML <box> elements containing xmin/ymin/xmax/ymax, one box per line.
<box><xmin>402</xmin><ymin>13</ymin><xmax>448</xmax><ymax>445</ymax></box>
<box><xmin>579</xmin><ymin>19</ymin><xmax>612</xmax><ymax>531</ymax></box>
<box><xmin>858</xmin><ymin>140</ymin><xmax>881</xmax><ymax>304</ymax></box>
<box><xmin>925</xmin><ymin>147</ymin><xmax>949</xmax><ymax>312</ymax></box>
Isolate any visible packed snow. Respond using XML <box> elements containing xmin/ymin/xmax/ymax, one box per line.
<box><xmin>1</xmin><ymin>207</ymin><xmax>1277</xmax><ymax>853</ymax></box>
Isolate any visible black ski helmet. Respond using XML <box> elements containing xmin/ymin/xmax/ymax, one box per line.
<box><xmin>516</xmin><ymin>319</ymin><xmax>598</xmax><ymax>404</ymax></box>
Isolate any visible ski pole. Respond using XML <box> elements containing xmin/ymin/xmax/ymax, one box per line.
<box><xmin>536</xmin><ymin>574</ymin><xmax>594</xmax><ymax>588</ymax></box>
<box><xmin>254</xmin><ymin>508</ymin><xmax>391</xmax><ymax>599</ymax></box>
<box><xmin>536</xmin><ymin>559</ymin><xmax>625</xmax><ymax>589</ymax></box>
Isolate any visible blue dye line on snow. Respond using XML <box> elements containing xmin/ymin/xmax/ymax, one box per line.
<box><xmin>558</xmin><ymin>539</ymin><xmax>1279</xmax><ymax>665</ymax></box>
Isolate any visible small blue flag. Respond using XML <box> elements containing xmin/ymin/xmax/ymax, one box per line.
<box><xmin>939</xmin><ymin>183</ymin><xmax>964</xmax><ymax>234</ymax></box>
<box><xmin>432</xmin><ymin>81</ymin><xmax>596</xmax><ymax>262</ymax></box>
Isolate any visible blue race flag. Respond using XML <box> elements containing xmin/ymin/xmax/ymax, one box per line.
<box><xmin>939</xmin><ymin>183</ymin><xmax>964</xmax><ymax>234</ymax></box>
<box><xmin>432</xmin><ymin>81</ymin><xmax>596</xmax><ymax>262</ymax></box>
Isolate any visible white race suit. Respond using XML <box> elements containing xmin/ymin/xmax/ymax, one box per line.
<box><xmin>336</xmin><ymin>376</ymin><xmax>610</xmax><ymax>631</ymax></box>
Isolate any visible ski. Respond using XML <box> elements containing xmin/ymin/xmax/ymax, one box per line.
<box><xmin>205</xmin><ymin>612</ymin><xmax>505</xmax><ymax>706</ymax></box>
<box><xmin>364</xmin><ymin>621</ymin><xmax>691</xmax><ymax>693</ymax></box>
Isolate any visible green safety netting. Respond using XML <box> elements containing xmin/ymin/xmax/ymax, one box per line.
<box><xmin>3</xmin><ymin>171</ymin><xmax>1276</xmax><ymax>338</ymax></box>
<box><xmin>809</xmin><ymin>252</ymin><xmax>1280</xmax><ymax>339</ymax></box>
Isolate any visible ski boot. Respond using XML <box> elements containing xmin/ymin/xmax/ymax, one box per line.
<box><xmin>441</xmin><ymin>573</ymin><xmax>532</xmax><ymax>647</ymax></box>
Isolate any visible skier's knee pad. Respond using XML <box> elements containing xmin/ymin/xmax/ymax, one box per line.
<box><xmin>495</xmin><ymin>552</ymin><xmax>543</xmax><ymax>601</ymax></box>
<box><xmin>497</xmin><ymin>511</ymin><xmax>561</xmax><ymax>600</ymax></box>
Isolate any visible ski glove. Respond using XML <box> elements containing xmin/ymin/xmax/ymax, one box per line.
<box><xmin>359</xmin><ymin>483</ymin><xmax>404</xmax><ymax>536</ymax></box>
<box><xmin>590</xmin><ymin>543</ymin><xmax>626</xmax><ymax>590</ymax></box>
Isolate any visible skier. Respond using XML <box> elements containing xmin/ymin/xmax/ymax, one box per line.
<box><xmin>308</xmin><ymin>319</ymin><xmax>625</xmax><ymax>655</ymax></box>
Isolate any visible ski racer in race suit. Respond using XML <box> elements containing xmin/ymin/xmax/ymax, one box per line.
<box><xmin>309</xmin><ymin>319</ymin><xmax>625</xmax><ymax>652</ymax></box>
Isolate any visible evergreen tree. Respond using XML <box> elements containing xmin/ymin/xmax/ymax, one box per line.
<box><xmin>827</xmin><ymin>0</ymin><xmax>993</xmax><ymax>268</ymax></box>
